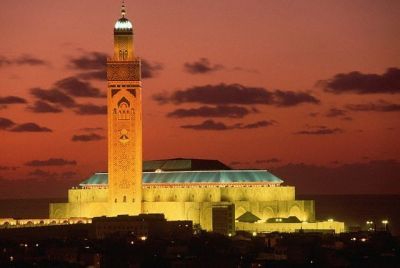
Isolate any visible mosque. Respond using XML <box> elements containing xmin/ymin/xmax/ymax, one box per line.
<box><xmin>49</xmin><ymin>3</ymin><xmax>344</xmax><ymax>233</ymax></box>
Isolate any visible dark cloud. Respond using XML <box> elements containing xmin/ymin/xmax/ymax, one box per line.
<box><xmin>78</xmin><ymin>70</ymin><xmax>106</xmax><ymax>80</ymax></box>
<box><xmin>0</xmin><ymin>165</ymin><xmax>18</xmax><ymax>171</ymax></box>
<box><xmin>345</xmin><ymin>100</ymin><xmax>400</xmax><ymax>112</ymax></box>
<box><xmin>28</xmin><ymin>101</ymin><xmax>63</xmax><ymax>113</ymax></box>
<box><xmin>272</xmin><ymin>160</ymin><xmax>400</xmax><ymax>194</ymax></box>
<box><xmin>326</xmin><ymin>108</ymin><xmax>347</xmax><ymax>117</ymax></box>
<box><xmin>154</xmin><ymin>84</ymin><xmax>273</xmax><ymax>105</ymax></box>
<box><xmin>70</xmin><ymin>52</ymin><xmax>162</xmax><ymax>80</ymax></box>
<box><xmin>167</xmin><ymin>105</ymin><xmax>254</xmax><ymax>118</ymax></box>
<box><xmin>0</xmin><ymin>96</ymin><xmax>27</xmax><ymax>105</ymax></box>
<box><xmin>71</xmin><ymin>133</ymin><xmax>105</xmax><ymax>142</ymax></box>
<box><xmin>0</xmin><ymin>56</ymin><xmax>11</xmax><ymax>67</ymax></box>
<box><xmin>10</xmin><ymin>123</ymin><xmax>52</xmax><ymax>132</ymax></box>
<box><xmin>80</xmin><ymin>127</ymin><xmax>104</xmax><ymax>132</ymax></box>
<box><xmin>0</xmin><ymin>117</ymin><xmax>16</xmax><ymax>129</ymax></box>
<box><xmin>28</xmin><ymin>169</ymin><xmax>56</xmax><ymax>178</ymax></box>
<box><xmin>321</xmin><ymin>67</ymin><xmax>400</xmax><ymax>94</ymax></box>
<box><xmin>181</xmin><ymin>119</ymin><xmax>275</xmax><ymax>131</ymax></box>
<box><xmin>25</xmin><ymin>158</ymin><xmax>77</xmax><ymax>167</ymax></box>
<box><xmin>0</xmin><ymin>54</ymin><xmax>47</xmax><ymax>67</ymax></box>
<box><xmin>141</xmin><ymin>59</ymin><xmax>163</xmax><ymax>79</ymax></box>
<box><xmin>74</xmin><ymin>103</ymin><xmax>107</xmax><ymax>115</ymax></box>
<box><xmin>184</xmin><ymin>58</ymin><xmax>223</xmax><ymax>74</ymax></box>
<box><xmin>273</xmin><ymin>90</ymin><xmax>320</xmax><ymax>106</ymax></box>
<box><xmin>69</xmin><ymin>52</ymin><xmax>107</xmax><ymax>70</ymax></box>
<box><xmin>15</xmin><ymin>54</ymin><xmax>47</xmax><ymax>66</ymax></box>
<box><xmin>255</xmin><ymin>158</ymin><xmax>281</xmax><ymax>164</ymax></box>
<box><xmin>55</xmin><ymin>77</ymin><xmax>105</xmax><ymax>98</ymax></box>
<box><xmin>30</xmin><ymin>87</ymin><xmax>76</xmax><ymax>108</ymax></box>
<box><xmin>182</xmin><ymin>119</ymin><xmax>229</xmax><ymax>130</ymax></box>
<box><xmin>240</xmin><ymin>120</ymin><xmax>276</xmax><ymax>129</ymax></box>
<box><xmin>294</xmin><ymin>125</ymin><xmax>343</xmax><ymax>135</ymax></box>
<box><xmin>153</xmin><ymin>83</ymin><xmax>319</xmax><ymax>107</ymax></box>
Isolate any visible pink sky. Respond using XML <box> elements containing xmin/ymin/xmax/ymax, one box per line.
<box><xmin>0</xmin><ymin>0</ymin><xmax>399</xmax><ymax>196</ymax></box>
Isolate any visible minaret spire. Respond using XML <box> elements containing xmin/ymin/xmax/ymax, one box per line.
<box><xmin>121</xmin><ymin>0</ymin><xmax>126</xmax><ymax>18</ymax></box>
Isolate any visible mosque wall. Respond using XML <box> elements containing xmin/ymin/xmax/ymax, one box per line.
<box><xmin>50</xmin><ymin>186</ymin><xmax>314</xmax><ymax>231</ymax></box>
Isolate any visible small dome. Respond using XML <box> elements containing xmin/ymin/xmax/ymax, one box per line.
<box><xmin>115</xmin><ymin>17</ymin><xmax>133</xmax><ymax>30</ymax></box>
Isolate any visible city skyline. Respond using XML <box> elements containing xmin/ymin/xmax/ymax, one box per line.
<box><xmin>0</xmin><ymin>0</ymin><xmax>399</xmax><ymax>198</ymax></box>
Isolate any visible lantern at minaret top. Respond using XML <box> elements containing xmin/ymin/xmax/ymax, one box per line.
<box><xmin>113</xmin><ymin>1</ymin><xmax>135</xmax><ymax>60</ymax></box>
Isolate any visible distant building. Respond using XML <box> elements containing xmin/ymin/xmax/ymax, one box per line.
<box><xmin>212</xmin><ymin>204</ymin><xmax>235</xmax><ymax>235</ymax></box>
<box><xmin>49</xmin><ymin>2</ymin><xmax>343</xmax><ymax>234</ymax></box>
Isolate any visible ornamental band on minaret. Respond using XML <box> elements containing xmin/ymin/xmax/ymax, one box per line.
<box><xmin>107</xmin><ymin>2</ymin><xmax>142</xmax><ymax>215</ymax></box>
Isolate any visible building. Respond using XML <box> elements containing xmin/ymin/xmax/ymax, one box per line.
<box><xmin>49</xmin><ymin>3</ymin><xmax>343</xmax><ymax>233</ymax></box>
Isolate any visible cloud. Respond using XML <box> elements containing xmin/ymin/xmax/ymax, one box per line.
<box><xmin>0</xmin><ymin>165</ymin><xmax>18</xmax><ymax>171</ymax></box>
<box><xmin>321</xmin><ymin>67</ymin><xmax>400</xmax><ymax>94</ymax></box>
<box><xmin>141</xmin><ymin>59</ymin><xmax>163</xmax><ymax>79</ymax></box>
<box><xmin>0</xmin><ymin>54</ymin><xmax>47</xmax><ymax>67</ymax></box>
<box><xmin>255</xmin><ymin>158</ymin><xmax>281</xmax><ymax>164</ymax></box>
<box><xmin>80</xmin><ymin>127</ymin><xmax>104</xmax><ymax>132</ymax></box>
<box><xmin>184</xmin><ymin>58</ymin><xmax>224</xmax><ymax>74</ymax></box>
<box><xmin>69</xmin><ymin>52</ymin><xmax>107</xmax><ymax>70</ymax></box>
<box><xmin>345</xmin><ymin>100</ymin><xmax>400</xmax><ymax>112</ymax></box>
<box><xmin>71</xmin><ymin>133</ymin><xmax>105</xmax><ymax>142</ymax></box>
<box><xmin>55</xmin><ymin>77</ymin><xmax>105</xmax><ymax>98</ymax></box>
<box><xmin>326</xmin><ymin>108</ymin><xmax>347</xmax><ymax>117</ymax></box>
<box><xmin>30</xmin><ymin>87</ymin><xmax>76</xmax><ymax>108</ymax></box>
<box><xmin>273</xmin><ymin>90</ymin><xmax>320</xmax><ymax>106</ymax></box>
<box><xmin>0</xmin><ymin>117</ymin><xmax>16</xmax><ymax>129</ymax></box>
<box><xmin>10</xmin><ymin>123</ymin><xmax>52</xmax><ymax>132</ymax></box>
<box><xmin>0</xmin><ymin>56</ymin><xmax>11</xmax><ymax>67</ymax></box>
<box><xmin>153</xmin><ymin>83</ymin><xmax>319</xmax><ymax>107</ymax></box>
<box><xmin>74</xmin><ymin>103</ymin><xmax>107</xmax><ymax>115</ymax></box>
<box><xmin>167</xmin><ymin>105</ymin><xmax>254</xmax><ymax>118</ymax></box>
<box><xmin>272</xmin><ymin>159</ymin><xmax>400</xmax><ymax>194</ymax></box>
<box><xmin>28</xmin><ymin>101</ymin><xmax>63</xmax><ymax>113</ymax></box>
<box><xmin>0</xmin><ymin>118</ymin><xmax>52</xmax><ymax>132</ymax></box>
<box><xmin>25</xmin><ymin>158</ymin><xmax>77</xmax><ymax>167</ymax></box>
<box><xmin>78</xmin><ymin>70</ymin><xmax>106</xmax><ymax>80</ymax></box>
<box><xmin>240</xmin><ymin>120</ymin><xmax>276</xmax><ymax>129</ymax></box>
<box><xmin>181</xmin><ymin>119</ymin><xmax>275</xmax><ymax>131</ymax></box>
<box><xmin>294</xmin><ymin>125</ymin><xmax>343</xmax><ymax>135</ymax></box>
<box><xmin>70</xmin><ymin>52</ymin><xmax>162</xmax><ymax>80</ymax></box>
<box><xmin>28</xmin><ymin>169</ymin><xmax>57</xmax><ymax>178</ymax></box>
<box><xmin>15</xmin><ymin>54</ymin><xmax>47</xmax><ymax>66</ymax></box>
<box><xmin>0</xmin><ymin>96</ymin><xmax>27</xmax><ymax>105</ymax></box>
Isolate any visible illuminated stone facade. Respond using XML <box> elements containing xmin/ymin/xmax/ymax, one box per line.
<box><xmin>49</xmin><ymin>4</ymin><xmax>343</xmax><ymax>233</ymax></box>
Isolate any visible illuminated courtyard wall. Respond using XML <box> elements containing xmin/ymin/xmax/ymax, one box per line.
<box><xmin>50</xmin><ymin>185</ymin><xmax>314</xmax><ymax>231</ymax></box>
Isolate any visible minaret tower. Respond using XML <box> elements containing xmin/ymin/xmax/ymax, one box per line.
<box><xmin>107</xmin><ymin>1</ymin><xmax>142</xmax><ymax>215</ymax></box>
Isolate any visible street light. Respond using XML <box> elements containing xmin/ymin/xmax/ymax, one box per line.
<box><xmin>382</xmin><ymin>220</ymin><xmax>389</xmax><ymax>231</ymax></box>
<box><xmin>366</xmin><ymin>220</ymin><xmax>375</xmax><ymax>231</ymax></box>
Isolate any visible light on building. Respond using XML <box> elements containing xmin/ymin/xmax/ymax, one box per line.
<box><xmin>382</xmin><ymin>220</ymin><xmax>389</xmax><ymax>225</ymax></box>
<box><xmin>140</xmin><ymin>236</ymin><xmax>147</xmax><ymax>241</ymax></box>
<box><xmin>252</xmin><ymin>231</ymin><xmax>257</xmax><ymax>237</ymax></box>
<box><xmin>351</xmin><ymin>237</ymin><xmax>356</xmax><ymax>241</ymax></box>
<box><xmin>9</xmin><ymin>256</ymin><xmax>14</xmax><ymax>262</ymax></box>
<box><xmin>360</xmin><ymin>238</ymin><xmax>367</xmax><ymax>242</ymax></box>
<box><xmin>228</xmin><ymin>233</ymin><xmax>232</xmax><ymax>237</ymax></box>
<box><xmin>327</xmin><ymin>218</ymin><xmax>333</xmax><ymax>222</ymax></box>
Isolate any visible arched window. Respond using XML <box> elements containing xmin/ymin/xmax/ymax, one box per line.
<box><xmin>115</xmin><ymin>198</ymin><xmax>117</xmax><ymax>203</ymax></box>
<box><xmin>123</xmin><ymin>196</ymin><xmax>127</xmax><ymax>203</ymax></box>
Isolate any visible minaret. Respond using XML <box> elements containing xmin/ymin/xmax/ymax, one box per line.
<box><xmin>107</xmin><ymin>1</ymin><xmax>142</xmax><ymax>215</ymax></box>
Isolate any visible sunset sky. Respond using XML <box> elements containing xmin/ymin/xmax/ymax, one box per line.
<box><xmin>0</xmin><ymin>0</ymin><xmax>399</xmax><ymax>198</ymax></box>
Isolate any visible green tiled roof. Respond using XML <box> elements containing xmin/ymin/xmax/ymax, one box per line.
<box><xmin>236</xmin><ymin>211</ymin><xmax>261</xmax><ymax>223</ymax></box>
<box><xmin>79</xmin><ymin>170</ymin><xmax>283</xmax><ymax>186</ymax></box>
<box><xmin>143</xmin><ymin>158</ymin><xmax>231</xmax><ymax>172</ymax></box>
